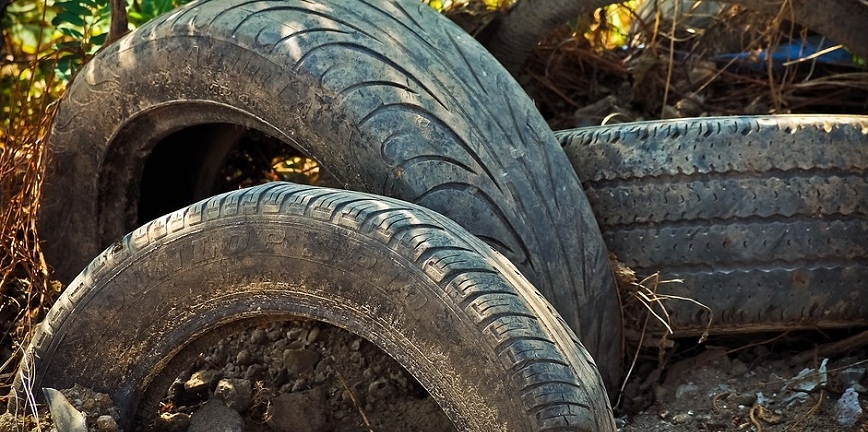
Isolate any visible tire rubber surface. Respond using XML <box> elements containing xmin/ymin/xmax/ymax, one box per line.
<box><xmin>559</xmin><ymin>115</ymin><xmax>868</xmax><ymax>335</ymax></box>
<box><xmin>40</xmin><ymin>0</ymin><xmax>622</xmax><ymax>385</ymax></box>
<box><xmin>18</xmin><ymin>183</ymin><xmax>616</xmax><ymax>431</ymax></box>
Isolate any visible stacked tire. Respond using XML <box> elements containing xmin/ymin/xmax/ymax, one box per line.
<box><xmin>19</xmin><ymin>0</ymin><xmax>621</xmax><ymax>429</ymax></box>
<box><xmin>559</xmin><ymin>116</ymin><xmax>868</xmax><ymax>335</ymax></box>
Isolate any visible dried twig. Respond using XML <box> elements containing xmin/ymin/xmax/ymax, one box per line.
<box><xmin>334</xmin><ymin>369</ymin><xmax>374</xmax><ymax>432</ymax></box>
<box><xmin>789</xmin><ymin>329</ymin><xmax>868</xmax><ymax>366</ymax></box>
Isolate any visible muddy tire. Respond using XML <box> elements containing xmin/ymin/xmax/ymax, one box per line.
<box><xmin>40</xmin><ymin>0</ymin><xmax>622</xmax><ymax>384</ymax></box>
<box><xmin>558</xmin><ymin>116</ymin><xmax>868</xmax><ymax>335</ymax></box>
<box><xmin>16</xmin><ymin>183</ymin><xmax>616</xmax><ymax>431</ymax></box>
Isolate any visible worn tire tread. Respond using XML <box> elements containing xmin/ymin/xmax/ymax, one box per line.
<box><xmin>23</xmin><ymin>183</ymin><xmax>615</xmax><ymax>431</ymax></box>
<box><xmin>558</xmin><ymin>115</ymin><xmax>868</xmax><ymax>334</ymax></box>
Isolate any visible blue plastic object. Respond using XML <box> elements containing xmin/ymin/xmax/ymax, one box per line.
<box><xmin>712</xmin><ymin>35</ymin><xmax>856</xmax><ymax>71</ymax></box>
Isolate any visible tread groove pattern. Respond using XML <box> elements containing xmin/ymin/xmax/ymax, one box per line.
<box><xmin>560</xmin><ymin>115</ymin><xmax>868</xmax><ymax>335</ymax></box>
<box><xmin>18</xmin><ymin>183</ymin><xmax>615</xmax><ymax>431</ymax></box>
<box><xmin>39</xmin><ymin>0</ymin><xmax>621</xmax><ymax>398</ymax></box>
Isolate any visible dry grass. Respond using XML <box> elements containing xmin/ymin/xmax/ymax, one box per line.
<box><xmin>0</xmin><ymin>49</ymin><xmax>62</xmax><ymax>423</ymax></box>
<box><xmin>610</xmin><ymin>255</ymin><xmax>712</xmax><ymax>408</ymax></box>
<box><xmin>524</xmin><ymin>3</ymin><xmax>867</xmax><ymax>129</ymax></box>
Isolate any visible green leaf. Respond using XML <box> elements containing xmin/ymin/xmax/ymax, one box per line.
<box><xmin>52</xmin><ymin>10</ymin><xmax>88</xmax><ymax>28</ymax></box>
<box><xmin>55</xmin><ymin>54</ymin><xmax>81</xmax><ymax>80</ymax></box>
<box><xmin>52</xmin><ymin>41</ymin><xmax>82</xmax><ymax>51</ymax></box>
<box><xmin>79</xmin><ymin>0</ymin><xmax>103</xmax><ymax>9</ymax></box>
<box><xmin>57</xmin><ymin>26</ymin><xmax>85</xmax><ymax>39</ymax></box>
<box><xmin>54</xmin><ymin>0</ymin><xmax>91</xmax><ymax>16</ymax></box>
<box><xmin>90</xmin><ymin>32</ymin><xmax>107</xmax><ymax>46</ymax></box>
<box><xmin>140</xmin><ymin>0</ymin><xmax>158</xmax><ymax>18</ymax></box>
<box><xmin>155</xmin><ymin>0</ymin><xmax>174</xmax><ymax>14</ymax></box>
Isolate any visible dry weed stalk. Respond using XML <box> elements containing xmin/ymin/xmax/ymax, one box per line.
<box><xmin>1</xmin><ymin>19</ymin><xmax>64</xmax><ymax>421</ymax></box>
<box><xmin>527</xmin><ymin>0</ymin><xmax>867</xmax><ymax>129</ymax></box>
<box><xmin>334</xmin><ymin>369</ymin><xmax>374</xmax><ymax>432</ymax></box>
<box><xmin>616</xmin><ymin>270</ymin><xmax>713</xmax><ymax>407</ymax></box>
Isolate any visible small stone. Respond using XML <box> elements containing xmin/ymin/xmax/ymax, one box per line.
<box><xmin>349</xmin><ymin>351</ymin><xmax>365</xmax><ymax>367</ymax></box>
<box><xmin>267</xmin><ymin>330</ymin><xmax>283</xmax><ymax>342</ymax></box>
<box><xmin>95</xmin><ymin>415</ymin><xmax>118</xmax><ymax>431</ymax></box>
<box><xmin>674</xmin><ymin>97</ymin><xmax>703</xmax><ymax>117</ymax></box>
<box><xmin>266</xmin><ymin>388</ymin><xmax>331</xmax><ymax>432</ymax></box>
<box><xmin>236</xmin><ymin>349</ymin><xmax>253</xmax><ymax>366</ymax></box>
<box><xmin>729</xmin><ymin>392</ymin><xmax>757</xmax><ymax>407</ymax></box>
<box><xmin>245</xmin><ymin>364</ymin><xmax>265</xmax><ymax>380</ymax></box>
<box><xmin>368</xmin><ymin>379</ymin><xmax>393</xmax><ymax>402</ymax></box>
<box><xmin>291</xmin><ymin>378</ymin><xmax>308</xmax><ymax>392</ymax></box>
<box><xmin>79</xmin><ymin>395</ymin><xmax>96</xmax><ymax>411</ymax></box>
<box><xmin>835</xmin><ymin>387</ymin><xmax>863</xmax><ymax>426</ymax></box>
<box><xmin>838</xmin><ymin>367</ymin><xmax>866</xmax><ymax>390</ymax></box>
<box><xmin>730</xmin><ymin>359</ymin><xmax>749</xmax><ymax>377</ymax></box>
<box><xmin>184</xmin><ymin>370</ymin><xmax>213</xmax><ymax>393</ymax></box>
<box><xmin>287</xmin><ymin>328</ymin><xmax>306</xmax><ymax>341</ymax></box>
<box><xmin>671</xmin><ymin>413</ymin><xmax>691</xmax><ymax>424</ymax></box>
<box><xmin>661</xmin><ymin>104</ymin><xmax>679</xmax><ymax>119</ymax></box>
<box><xmin>350</xmin><ymin>338</ymin><xmax>362</xmax><ymax>351</ymax></box>
<box><xmin>675</xmin><ymin>383</ymin><xmax>699</xmax><ymax>400</ymax></box>
<box><xmin>188</xmin><ymin>399</ymin><xmax>244</xmax><ymax>432</ymax></box>
<box><xmin>284</xmin><ymin>349</ymin><xmax>321</xmax><ymax>375</ymax></box>
<box><xmin>93</xmin><ymin>393</ymin><xmax>112</xmax><ymax>409</ymax></box>
<box><xmin>314</xmin><ymin>372</ymin><xmax>328</xmax><ymax>384</ymax></box>
<box><xmin>250</xmin><ymin>328</ymin><xmax>267</xmax><ymax>344</ymax></box>
<box><xmin>215</xmin><ymin>378</ymin><xmax>253</xmax><ymax>412</ymax></box>
<box><xmin>155</xmin><ymin>412</ymin><xmax>191</xmax><ymax>432</ymax></box>
<box><xmin>306</xmin><ymin>326</ymin><xmax>321</xmax><ymax>343</ymax></box>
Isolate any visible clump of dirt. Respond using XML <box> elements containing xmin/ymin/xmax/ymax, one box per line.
<box><xmin>153</xmin><ymin>320</ymin><xmax>455</xmax><ymax>432</ymax></box>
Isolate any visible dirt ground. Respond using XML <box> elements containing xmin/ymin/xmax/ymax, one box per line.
<box><xmin>620</xmin><ymin>331</ymin><xmax>868</xmax><ymax>431</ymax></box>
<box><xmin>157</xmin><ymin>322</ymin><xmax>868</xmax><ymax>432</ymax></box>
<box><xmin>4</xmin><ymin>319</ymin><xmax>865</xmax><ymax>431</ymax></box>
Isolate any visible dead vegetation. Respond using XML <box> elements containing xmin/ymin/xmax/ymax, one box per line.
<box><xmin>522</xmin><ymin>2</ymin><xmax>868</xmax><ymax>129</ymax></box>
<box><xmin>0</xmin><ymin>66</ymin><xmax>59</xmax><ymax>412</ymax></box>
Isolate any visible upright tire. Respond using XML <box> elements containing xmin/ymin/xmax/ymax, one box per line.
<box><xmin>558</xmin><ymin>116</ymin><xmax>868</xmax><ymax>335</ymax></box>
<box><xmin>17</xmin><ymin>183</ymin><xmax>616</xmax><ymax>431</ymax></box>
<box><xmin>40</xmin><ymin>0</ymin><xmax>622</xmax><ymax>385</ymax></box>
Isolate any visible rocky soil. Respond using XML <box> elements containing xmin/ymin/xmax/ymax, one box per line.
<box><xmin>4</xmin><ymin>320</ymin><xmax>866</xmax><ymax>431</ymax></box>
<box><xmin>152</xmin><ymin>320</ymin><xmax>454</xmax><ymax>432</ymax></box>
<box><xmin>620</xmin><ymin>331</ymin><xmax>868</xmax><ymax>432</ymax></box>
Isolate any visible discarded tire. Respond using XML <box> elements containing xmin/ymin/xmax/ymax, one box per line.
<box><xmin>16</xmin><ymin>183</ymin><xmax>616</xmax><ymax>431</ymax></box>
<box><xmin>40</xmin><ymin>0</ymin><xmax>622</xmax><ymax>383</ymax></box>
<box><xmin>559</xmin><ymin>116</ymin><xmax>868</xmax><ymax>335</ymax></box>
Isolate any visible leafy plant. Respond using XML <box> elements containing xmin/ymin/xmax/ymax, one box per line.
<box><xmin>1</xmin><ymin>0</ymin><xmax>194</xmax><ymax>134</ymax></box>
<box><xmin>51</xmin><ymin>0</ymin><xmax>112</xmax><ymax>79</ymax></box>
